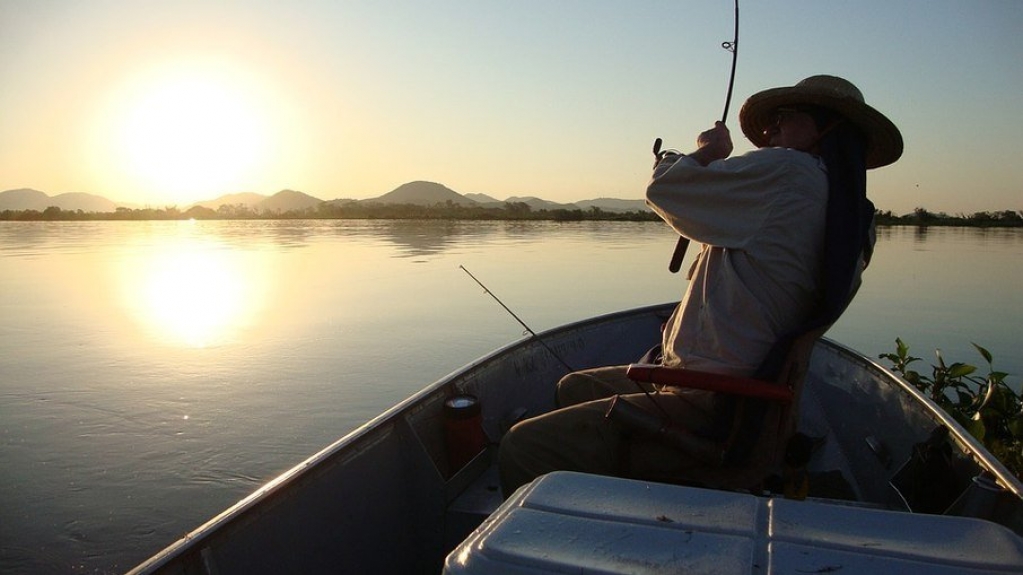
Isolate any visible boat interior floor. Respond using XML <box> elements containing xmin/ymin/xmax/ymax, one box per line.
<box><xmin>445</xmin><ymin>456</ymin><xmax>866</xmax><ymax>546</ymax></box>
<box><xmin>446</xmin><ymin>384</ymin><xmax>871</xmax><ymax>531</ymax></box>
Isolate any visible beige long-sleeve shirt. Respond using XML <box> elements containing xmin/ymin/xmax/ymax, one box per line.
<box><xmin>646</xmin><ymin>147</ymin><xmax>829</xmax><ymax>376</ymax></box>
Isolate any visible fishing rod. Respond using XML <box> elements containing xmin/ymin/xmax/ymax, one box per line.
<box><xmin>661</xmin><ymin>0</ymin><xmax>740</xmax><ymax>273</ymax></box>
<box><xmin>719</xmin><ymin>0</ymin><xmax>740</xmax><ymax>125</ymax></box>
<box><xmin>459</xmin><ymin>265</ymin><xmax>575</xmax><ymax>372</ymax></box>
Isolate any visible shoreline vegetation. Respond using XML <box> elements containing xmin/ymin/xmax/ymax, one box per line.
<box><xmin>881</xmin><ymin>340</ymin><xmax>1022</xmax><ymax>480</ymax></box>
<box><xmin>2</xmin><ymin>204</ymin><xmax>1022</xmax><ymax>226</ymax></box>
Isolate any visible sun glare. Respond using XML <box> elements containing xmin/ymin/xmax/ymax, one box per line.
<box><xmin>108</xmin><ymin>62</ymin><xmax>274</xmax><ymax>204</ymax></box>
<box><xmin>120</xmin><ymin>235</ymin><xmax>265</xmax><ymax>347</ymax></box>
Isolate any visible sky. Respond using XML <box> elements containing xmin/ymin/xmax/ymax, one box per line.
<box><xmin>1</xmin><ymin>0</ymin><xmax>1021</xmax><ymax>214</ymax></box>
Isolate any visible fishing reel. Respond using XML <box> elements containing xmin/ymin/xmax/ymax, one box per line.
<box><xmin>651</xmin><ymin>137</ymin><xmax>681</xmax><ymax>168</ymax></box>
<box><xmin>649</xmin><ymin>137</ymin><xmax>691</xmax><ymax>273</ymax></box>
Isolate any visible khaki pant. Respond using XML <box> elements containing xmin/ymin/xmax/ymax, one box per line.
<box><xmin>498</xmin><ymin>365</ymin><xmax>785</xmax><ymax>496</ymax></box>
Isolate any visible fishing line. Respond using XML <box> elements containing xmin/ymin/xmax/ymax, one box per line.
<box><xmin>662</xmin><ymin>0</ymin><xmax>740</xmax><ymax>273</ymax></box>
<box><xmin>459</xmin><ymin>265</ymin><xmax>575</xmax><ymax>372</ymax></box>
<box><xmin>460</xmin><ymin>265</ymin><xmax>674</xmax><ymax>421</ymax></box>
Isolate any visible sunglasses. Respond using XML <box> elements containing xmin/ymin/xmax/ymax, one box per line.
<box><xmin>771</xmin><ymin>107</ymin><xmax>815</xmax><ymax>126</ymax></box>
<box><xmin>772</xmin><ymin>105</ymin><xmax>843</xmax><ymax>131</ymax></box>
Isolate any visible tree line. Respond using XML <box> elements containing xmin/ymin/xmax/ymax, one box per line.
<box><xmin>874</xmin><ymin>208</ymin><xmax>1023</xmax><ymax>227</ymax></box>
<box><xmin>1</xmin><ymin>201</ymin><xmax>662</xmax><ymax>222</ymax></box>
<box><xmin>3</xmin><ymin>202</ymin><xmax>1022</xmax><ymax>227</ymax></box>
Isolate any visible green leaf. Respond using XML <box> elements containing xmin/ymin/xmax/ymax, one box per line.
<box><xmin>989</xmin><ymin>371</ymin><xmax>1010</xmax><ymax>385</ymax></box>
<box><xmin>891</xmin><ymin>338</ymin><xmax>919</xmax><ymax>365</ymax></box>
<box><xmin>948</xmin><ymin>363</ymin><xmax>977</xmax><ymax>379</ymax></box>
<box><xmin>973</xmin><ymin>342</ymin><xmax>993</xmax><ymax>365</ymax></box>
<box><xmin>905</xmin><ymin>370</ymin><xmax>923</xmax><ymax>389</ymax></box>
<box><xmin>899</xmin><ymin>337</ymin><xmax>911</xmax><ymax>356</ymax></box>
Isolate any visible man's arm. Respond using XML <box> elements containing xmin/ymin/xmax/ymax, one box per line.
<box><xmin>651</xmin><ymin>121</ymin><xmax>733</xmax><ymax>178</ymax></box>
<box><xmin>686</xmin><ymin>121</ymin><xmax>733</xmax><ymax>167</ymax></box>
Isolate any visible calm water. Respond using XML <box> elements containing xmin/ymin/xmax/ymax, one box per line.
<box><xmin>1</xmin><ymin>220</ymin><xmax>1021</xmax><ymax>573</ymax></box>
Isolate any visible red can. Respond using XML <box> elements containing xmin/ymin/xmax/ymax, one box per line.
<box><xmin>443</xmin><ymin>394</ymin><xmax>488</xmax><ymax>472</ymax></box>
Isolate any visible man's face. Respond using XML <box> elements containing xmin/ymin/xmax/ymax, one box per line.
<box><xmin>765</xmin><ymin>108</ymin><xmax>821</xmax><ymax>152</ymax></box>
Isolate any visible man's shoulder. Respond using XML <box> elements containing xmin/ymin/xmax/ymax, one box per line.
<box><xmin>733</xmin><ymin>147</ymin><xmax>826</xmax><ymax>177</ymax></box>
<box><xmin>743</xmin><ymin>147</ymin><xmax>821</xmax><ymax>164</ymax></box>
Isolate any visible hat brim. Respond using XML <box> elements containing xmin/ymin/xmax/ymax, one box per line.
<box><xmin>739</xmin><ymin>86</ymin><xmax>903</xmax><ymax>169</ymax></box>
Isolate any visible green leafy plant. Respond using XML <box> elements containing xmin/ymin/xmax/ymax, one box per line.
<box><xmin>881</xmin><ymin>339</ymin><xmax>1023</xmax><ymax>480</ymax></box>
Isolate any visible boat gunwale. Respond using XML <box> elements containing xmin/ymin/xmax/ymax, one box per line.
<box><xmin>127</xmin><ymin>303</ymin><xmax>675</xmax><ymax>574</ymax></box>
<box><xmin>818</xmin><ymin>337</ymin><xmax>1023</xmax><ymax>499</ymax></box>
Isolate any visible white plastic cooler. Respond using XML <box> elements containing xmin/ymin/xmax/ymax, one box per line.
<box><xmin>444</xmin><ymin>471</ymin><xmax>1023</xmax><ymax>574</ymax></box>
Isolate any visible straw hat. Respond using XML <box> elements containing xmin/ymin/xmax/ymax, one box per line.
<box><xmin>739</xmin><ymin>75</ymin><xmax>903</xmax><ymax>169</ymax></box>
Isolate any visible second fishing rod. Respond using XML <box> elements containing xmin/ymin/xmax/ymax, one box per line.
<box><xmin>459</xmin><ymin>265</ymin><xmax>675</xmax><ymax>423</ymax></box>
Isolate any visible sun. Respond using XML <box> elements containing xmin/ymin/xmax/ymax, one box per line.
<box><xmin>118</xmin><ymin>232</ymin><xmax>267</xmax><ymax>348</ymax></box>
<box><xmin>110</xmin><ymin>62</ymin><xmax>274</xmax><ymax>204</ymax></box>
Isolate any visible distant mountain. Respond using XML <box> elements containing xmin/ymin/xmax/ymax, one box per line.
<box><xmin>0</xmin><ymin>188</ymin><xmax>49</xmax><ymax>210</ymax></box>
<box><xmin>2</xmin><ymin>183</ymin><xmax>651</xmax><ymax>215</ymax></box>
<box><xmin>0</xmin><ymin>188</ymin><xmax>117</xmax><ymax>212</ymax></box>
<box><xmin>365</xmin><ymin>181</ymin><xmax>477</xmax><ymax>206</ymax></box>
<box><xmin>259</xmin><ymin>189</ymin><xmax>323</xmax><ymax>213</ymax></box>
<box><xmin>464</xmin><ymin>192</ymin><xmax>502</xmax><ymax>205</ymax></box>
<box><xmin>53</xmin><ymin>192</ymin><xmax>118</xmax><ymax>212</ymax></box>
<box><xmin>189</xmin><ymin>190</ymin><xmax>323</xmax><ymax>213</ymax></box>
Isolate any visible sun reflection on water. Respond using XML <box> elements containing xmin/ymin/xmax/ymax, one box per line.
<box><xmin>121</xmin><ymin>237</ymin><xmax>265</xmax><ymax>348</ymax></box>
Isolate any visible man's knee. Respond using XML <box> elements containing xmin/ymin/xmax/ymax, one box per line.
<box><xmin>556</xmin><ymin>371</ymin><xmax>593</xmax><ymax>407</ymax></box>
<box><xmin>498</xmin><ymin>419</ymin><xmax>542</xmax><ymax>496</ymax></box>
<box><xmin>556</xmin><ymin>366</ymin><xmax>631</xmax><ymax>407</ymax></box>
<box><xmin>498</xmin><ymin>399</ymin><xmax>625</xmax><ymax>496</ymax></box>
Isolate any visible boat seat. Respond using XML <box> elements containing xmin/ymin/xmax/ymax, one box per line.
<box><xmin>619</xmin><ymin>327</ymin><xmax>826</xmax><ymax>493</ymax></box>
<box><xmin>625</xmin><ymin>364</ymin><xmax>794</xmax><ymax>402</ymax></box>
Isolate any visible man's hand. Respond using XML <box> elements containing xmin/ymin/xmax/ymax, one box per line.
<box><xmin>688</xmin><ymin>122</ymin><xmax>733</xmax><ymax>166</ymax></box>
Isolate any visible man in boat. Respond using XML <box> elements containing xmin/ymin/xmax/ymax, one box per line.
<box><xmin>499</xmin><ymin>75</ymin><xmax>903</xmax><ymax>496</ymax></box>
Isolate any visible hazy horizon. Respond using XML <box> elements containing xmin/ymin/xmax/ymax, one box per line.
<box><xmin>3</xmin><ymin>1</ymin><xmax>1021</xmax><ymax>214</ymax></box>
<box><xmin>0</xmin><ymin>182</ymin><xmax>656</xmax><ymax>210</ymax></box>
